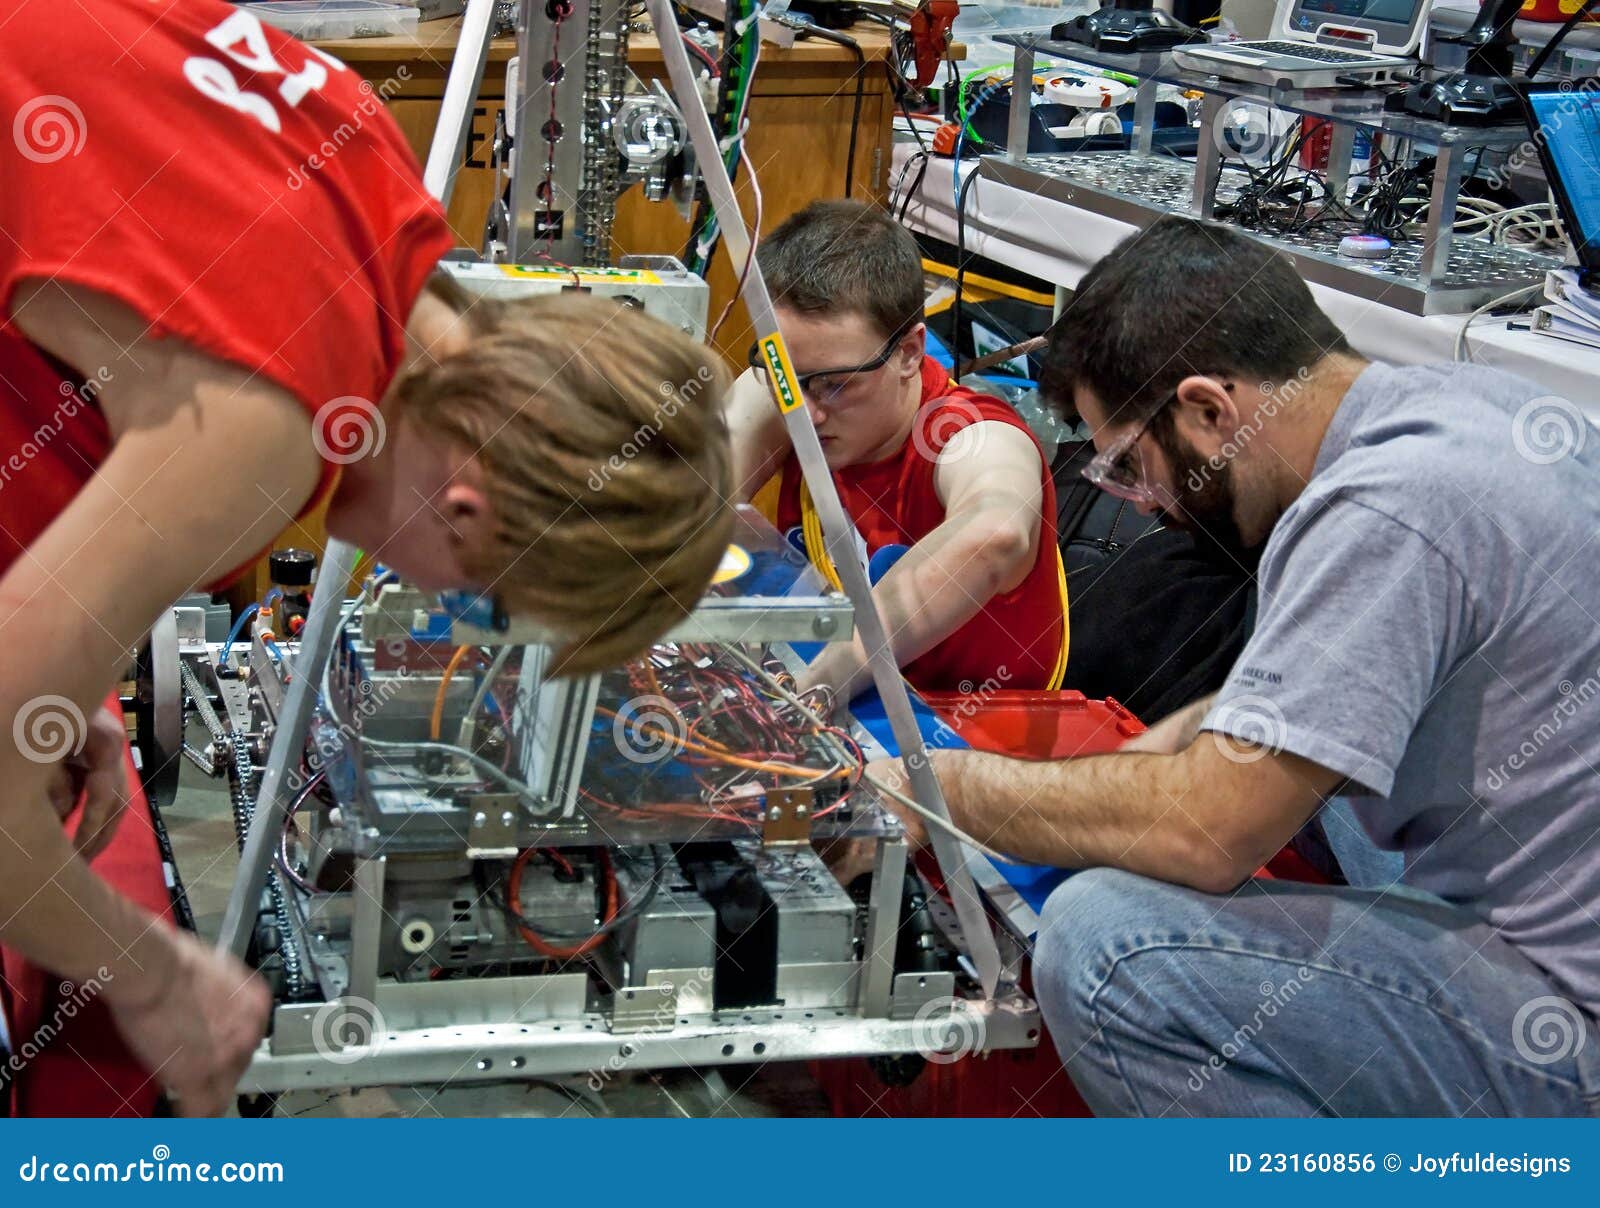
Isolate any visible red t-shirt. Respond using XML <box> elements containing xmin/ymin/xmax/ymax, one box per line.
<box><xmin>0</xmin><ymin>0</ymin><xmax>456</xmax><ymax>582</ymax></box>
<box><xmin>770</xmin><ymin>358</ymin><xmax>1064</xmax><ymax>692</ymax></box>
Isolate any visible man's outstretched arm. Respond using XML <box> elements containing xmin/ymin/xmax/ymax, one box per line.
<box><xmin>873</xmin><ymin>734</ymin><xmax>1341</xmax><ymax>893</ymax></box>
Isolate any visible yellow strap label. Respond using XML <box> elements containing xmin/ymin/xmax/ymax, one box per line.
<box><xmin>759</xmin><ymin>332</ymin><xmax>806</xmax><ymax>414</ymax></box>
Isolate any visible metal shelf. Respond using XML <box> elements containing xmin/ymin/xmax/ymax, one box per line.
<box><xmin>981</xmin><ymin>151</ymin><xmax>1559</xmax><ymax>314</ymax></box>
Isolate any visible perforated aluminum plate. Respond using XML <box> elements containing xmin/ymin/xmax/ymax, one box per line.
<box><xmin>984</xmin><ymin>153</ymin><xmax>1560</xmax><ymax>315</ymax></box>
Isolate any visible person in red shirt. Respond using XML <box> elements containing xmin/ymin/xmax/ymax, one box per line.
<box><xmin>1</xmin><ymin>0</ymin><xmax>731</xmax><ymax>1114</ymax></box>
<box><xmin>728</xmin><ymin>201</ymin><xmax>1066</xmax><ymax>702</ymax></box>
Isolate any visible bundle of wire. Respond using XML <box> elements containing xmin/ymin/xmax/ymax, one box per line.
<box><xmin>586</xmin><ymin>642</ymin><xmax>864</xmax><ymax>829</ymax></box>
<box><xmin>683</xmin><ymin>0</ymin><xmax>761</xmax><ymax>288</ymax></box>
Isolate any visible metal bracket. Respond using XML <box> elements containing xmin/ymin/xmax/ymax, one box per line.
<box><xmin>761</xmin><ymin>786</ymin><xmax>813</xmax><ymax>845</ymax></box>
<box><xmin>466</xmin><ymin>794</ymin><xmax>522</xmax><ymax>858</ymax></box>
<box><xmin>610</xmin><ymin>983</ymin><xmax>678</xmax><ymax>1033</ymax></box>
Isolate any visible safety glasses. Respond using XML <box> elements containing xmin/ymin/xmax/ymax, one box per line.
<box><xmin>747</xmin><ymin>328</ymin><xmax>904</xmax><ymax>400</ymax></box>
<box><xmin>1081</xmin><ymin>396</ymin><xmax>1180</xmax><ymax>510</ymax></box>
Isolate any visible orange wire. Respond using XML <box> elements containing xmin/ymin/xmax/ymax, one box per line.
<box><xmin>593</xmin><ymin>705</ymin><xmax>847</xmax><ymax>780</ymax></box>
<box><xmin>430</xmin><ymin>645</ymin><xmax>473</xmax><ymax>741</ymax></box>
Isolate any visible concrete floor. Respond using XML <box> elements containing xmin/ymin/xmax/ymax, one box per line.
<box><xmin>163</xmin><ymin>765</ymin><xmax>833</xmax><ymax>1118</ymax></box>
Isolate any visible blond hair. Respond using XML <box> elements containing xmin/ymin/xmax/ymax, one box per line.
<box><xmin>394</xmin><ymin>286</ymin><xmax>733</xmax><ymax>675</ymax></box>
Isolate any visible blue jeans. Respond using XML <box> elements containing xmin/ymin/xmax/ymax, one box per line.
<box><xmin>1034</xmin><ymin>869</ymin><xmax>1600</xmax><ymax>1116</ymax></box>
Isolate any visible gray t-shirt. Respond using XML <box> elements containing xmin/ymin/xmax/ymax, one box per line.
<box><xmin>1204</xmin><ymin>361</ymin><xmax>1600</xmax><ymax>1014</ymax></box>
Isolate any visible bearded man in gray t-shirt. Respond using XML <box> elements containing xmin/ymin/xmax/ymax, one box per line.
<box><xmin>869</xmin><ymin>215</ymin><xmax>1600</xmax><ymax>1116</ymax></box>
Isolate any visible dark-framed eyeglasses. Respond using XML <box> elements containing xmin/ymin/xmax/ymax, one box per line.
<box><xmin>747</xmin><ymin>327</ymin><xmax>906</xmax><ymax>399</ymax></box>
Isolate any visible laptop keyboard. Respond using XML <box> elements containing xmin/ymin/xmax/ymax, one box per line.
<box><xmin>1231</xmin><ymin>39</ymin><xmax>1383</xmax><ymax>62</ymax></box>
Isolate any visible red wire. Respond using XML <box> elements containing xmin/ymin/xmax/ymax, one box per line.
<box><xmin>508</xmin><ymin>846</ymin><xmax>617</xmax><ymax>959</ymax></box>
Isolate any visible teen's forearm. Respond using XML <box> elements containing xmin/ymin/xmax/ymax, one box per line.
<box><xmin>802</xmin><ymin>508</ymin><xmax>1028</xmax><ymax>700</ymax></box>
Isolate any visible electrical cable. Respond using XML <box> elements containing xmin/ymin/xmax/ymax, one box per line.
<box><xmin>430</xmin><ymin>645</ymin><xmax>474</xmax><ymax>741</ymax></box>
<box><xmin>506</xmin><ymin>845</ymin><xmax>618</xmax><ymax>957</ymax></box>
<box><xmin>459</xmin><ymin>643</ymin><xmax>514</xmax><ymax>749</ymax></box>
<box><xmin>951</xmin><ymin>163</ymin><xmax>981</xmax><ymax>380</ymax></box>
<box><xmin>783</xmin><ymin>20</ymin><xmax>866</xmax><ymax>199</ymax></box>
<box><xmin>1525</xmin><ymin>0</ymin><xmax>1600</xmax><ymax>77</ymax></box>
<box><xmin>680</xmin><ymin>31</ymin><xmax>721</xmax><ymax>76</ymax></box>
<box><xmin>1454</xmin><ymin>282</ymin><xmax>1543</xmax><ymax>361</ymax></box>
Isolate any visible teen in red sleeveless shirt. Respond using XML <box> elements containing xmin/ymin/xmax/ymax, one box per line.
<box><xmin>1</xmin><ymin>0</ymin><xmax>732</xmax><ymax>1115</ymax></box>
<box><xmin>729</xmin><ymin>202</ymin><xmax>1066</xmax><ymax>702</ymax></box>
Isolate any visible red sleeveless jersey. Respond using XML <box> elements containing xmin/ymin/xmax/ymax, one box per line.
<box><xmin>0</xmin><ymin>0</ymin><xmax>455</xmax><ymax>583</ymax></box>
<box><xmin>771</xmin><ymin>358</ymin><xmax>1064</xmax><ymax>693</ymax></box>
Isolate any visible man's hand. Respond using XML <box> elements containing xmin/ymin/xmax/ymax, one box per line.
<box><xmin>107</xmin><ymin>932</ymin><xmax>272</xmax><ymax>1117</ymax></box>
<box><xmin>864</xmin><ymin>755</ymin><xmax>931</xmax><ymax>849</ymax></box>
<box><xmin>49</xmin><ymin>705</ymin><xmax>132</xmax><ymax>862</ymax></box>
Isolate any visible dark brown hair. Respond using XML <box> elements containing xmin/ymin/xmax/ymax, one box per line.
<box><xmin>757</xmin><ymin>200</ymin><xmax>924</xmax><ymax>339</ymax></box>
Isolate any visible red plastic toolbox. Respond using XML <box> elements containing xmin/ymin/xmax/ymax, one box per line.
<box><xmin>919</xmin><ymin>689</ymin><xmax>1145</xmax><ymax>759</ymax></box>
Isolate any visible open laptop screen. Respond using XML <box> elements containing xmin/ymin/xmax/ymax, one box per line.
<box><xmin>1526</xmin><ymin>85</ymin><xmax>1600</xmax><ymax>268</ymax></box>
<box><xmin>1286</xmin><ymin>0</ymin><xmax>1427</xmax><ymax>50</ymax></box>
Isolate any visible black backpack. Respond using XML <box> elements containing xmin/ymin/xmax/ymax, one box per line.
<box><xmin>1051</xmin><ymin>440</ymin><xmax>1256</xmax><ymax>724</ymax></box>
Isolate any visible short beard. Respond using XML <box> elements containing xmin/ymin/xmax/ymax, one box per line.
<box><xmin>1150</xmin><ymin>423</ymin><xmax>1262</xmax><ymax>573</ymax></box>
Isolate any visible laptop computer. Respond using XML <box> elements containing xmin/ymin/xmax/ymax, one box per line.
<box><xmin>1171</xmin><ymin>0</ymin><xmax>1429</xmax><ymax>89</ymax></box>
<box><xmin>1517</xmin><ymin>80</ymin><xmax>1600</xmax><ymax>289</ymax></box>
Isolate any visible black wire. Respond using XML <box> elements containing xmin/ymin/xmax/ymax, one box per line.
<box><xmin>491</xmin><ymin>845</ymin><xmax>667</xmax><ymax>947</ymax></box>
<box><xmin>1526</xmin><ymin>0</ymin><xmax>1600</xmax><ymax>77</ymax></box>
<box><xmin>789</xmin><ymin>22</ymin><xmax>866</xmax><ymax>198</ymax></box>
<box><xmin>952</xmin><ymin>164</ymin><xmax>981</xmax><ymax>381</ymax></box>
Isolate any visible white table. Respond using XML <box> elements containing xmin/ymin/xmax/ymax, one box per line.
<box><xmin>895</xmin><ymin>142</ymin><xmax>1600</xmax><ymax>411</ymax></box>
